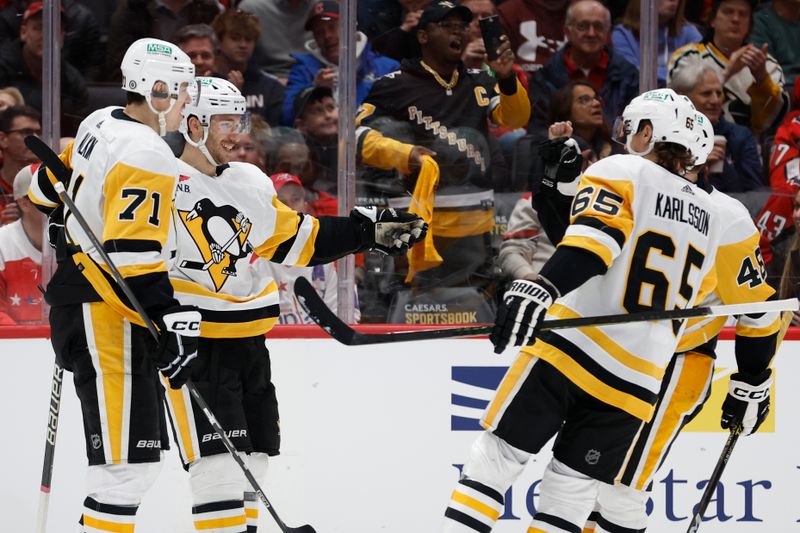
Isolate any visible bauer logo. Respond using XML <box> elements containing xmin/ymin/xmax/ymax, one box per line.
<box><xmin>146</xmin><ymin>43</ymin><xmax>172</xmax><ymax>56</ymax></box>
<box><xmin>450</xmin><ymin>366</ymin><xmax>507</xmax><ymax>430</ymax></box>
<box><xmin>684</xmin><ymin>367</ymin><xmax>775</xmax><ymax>433</ymax></box>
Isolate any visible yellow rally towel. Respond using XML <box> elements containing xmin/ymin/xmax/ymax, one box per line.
<box><xmin>406</xmin><ymin>155</ymin><xmax>442</xmax><ymax>282</ymax></box>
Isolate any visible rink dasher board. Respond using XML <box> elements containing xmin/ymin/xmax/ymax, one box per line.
<box><xmin>1</xmin><ymin>335</ymin><xmax>796</xmax><ymax>532</ymax></box>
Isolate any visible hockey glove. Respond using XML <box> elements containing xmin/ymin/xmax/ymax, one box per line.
<box><xmin>155</xmin><ymin>305</ymin><xmax>202</xmax><ymax>389</ymax></box>
<box><xmin>351</xmin><ymin>206</ymin><xmax>428</xmax><ymax>255</ymax></box>
<box><xmin>539</xmin><ymin>137</ymin><xmax>583</xmax><ymax>197</ymax></box>
<box><xmin>490</xmin><ymin>278</ymin><xmax>557</xmax><ymax>354</ymax></box>
<box><xmin>721</xmin><ymin>369</ymin><xmax>772</xmax><ymax>436</ymax></box>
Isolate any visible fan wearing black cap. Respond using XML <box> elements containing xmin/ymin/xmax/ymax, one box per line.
<box><xmin>355</xmin><ymin>0</ymin><xmax>531</xmax><ymax>288</ymax></box>
<box><xmin>668</xmin><ymin>0</ymin><xmax>788</xmax><ymax>136</ymax></box>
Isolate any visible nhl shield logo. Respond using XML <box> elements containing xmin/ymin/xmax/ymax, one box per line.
<box><xmin>585</xmin><ymin>449</ymin><xmax>601</xmax><ymax>465</ymax></box>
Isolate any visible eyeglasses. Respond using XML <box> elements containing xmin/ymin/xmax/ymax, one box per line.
<box><xmin>568</xmin><ymin>21</ymin><xmax>608</xmax><ymax>33</ymax></box>
<box><xmin>7</xmin><ymin>128</ymin><xmax>41</xmax><ymax>137</ymax></box>
<box><xmin>575</xmin><ymin>94</ymin><xmax>601</xmax><ymax>105</ymax></box>
<box><xmin>436</xmin><ymin>21</ymin><xmax>469</xmax><ymax>33</ymax></box>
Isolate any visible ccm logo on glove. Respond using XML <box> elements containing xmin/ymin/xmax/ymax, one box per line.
<box><xmin>171</xmin><ymin>321</ymin><xmax>201</xmax><ymax>331</ymax></box>
<box><xmin>731</xmin><ymin>387</ymin><xmax>768</xmax><ymax>400</ymax></box>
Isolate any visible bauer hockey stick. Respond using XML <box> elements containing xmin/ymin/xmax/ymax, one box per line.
<box><xmin>686</xmin><ymin>426</ymin><xmax>742</xmax><ymax>533</ymax></box>
<box><xmin>26</xmin><ymin>135</ymin><xmax>316</xmax><ymax>533</ymax></box>
<box><xmin>294</xmin><ymin>277</ymin><xmax>799</xmax><ymax>346</ymax></box>
<box><xmin>34</xmin><ymin>362</ymin><xmax>64</xmax><ymax>533</ymax></box>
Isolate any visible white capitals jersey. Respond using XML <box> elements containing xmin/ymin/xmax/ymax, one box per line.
<box><xmin>170</xmin><ymin>160</ymin><xmax>319</xmax><ymax>338</ymax></box>
<box><xmin>523</xmin><ymin>154</ymin><xmax>723</xmax><ymax>422</ymax></box>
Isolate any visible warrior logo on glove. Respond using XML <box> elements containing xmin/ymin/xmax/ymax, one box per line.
<box><xmin>490</xmin><ymin>278</ymin><xmax>558</xmax><ymax>354</ymax></box>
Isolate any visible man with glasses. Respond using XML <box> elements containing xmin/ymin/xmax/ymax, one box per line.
<box><xmin>529</xmin><ymin>0</ymin><xmax>639</xmax><ymax>136</ymax></box>
<box><xmin>0</xmin><ymin>105</ymin><xmax>40</xmax><ymax>225</ymax></box>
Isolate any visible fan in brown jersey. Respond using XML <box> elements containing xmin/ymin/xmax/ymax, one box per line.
<box><xmin>355</xmin><ymin>0</ymin><xmax>531</xmax><ymax>289</ymax></box>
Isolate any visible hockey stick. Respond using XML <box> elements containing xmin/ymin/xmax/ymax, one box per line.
<box><xmin>294</xmin><ymin>277</ymin><xmax>798</xmax><ymax>346</ymax></box>
<box><xmin>179</xmin><ymin>223</ymin><xmax>245</xmax><ymax>271</ymax></box>
<box><xmin>34</xmin><ymin>362</ymin><xmax>64</xmax><ymax>533</ymax></box>
<box><xmin>26</xmin><ymin>135</ymin><xmax>316</xmax><ymax>533</ymax></box>
<box><xmin>686</xmin><ymin>426</ymin><xmax>742</xmax><ymax>532</ymax></box>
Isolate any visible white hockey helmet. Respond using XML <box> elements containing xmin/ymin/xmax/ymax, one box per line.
<box><xmin>120</xmin><ymin>38</ymin><xmax>196</xmax><ymax>135</ymax></box>
<box><xmin>181</xmin><ymin>77</ymin><xmax>249</xmax><ymax>167</ymax></box>
<box><xmin>613</xmin><ymin>88</ymin><xmax>709</xmax><ymax>166</ymax></box>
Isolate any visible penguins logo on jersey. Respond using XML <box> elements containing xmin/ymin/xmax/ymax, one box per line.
<box><xmin>177</xmin><ymin>199</ymin><xmax>253</xmax><ymax>291</ymax></box>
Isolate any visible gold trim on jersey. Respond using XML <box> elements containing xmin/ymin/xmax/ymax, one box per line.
<box><xmin>451</xmin><ymin>490</ymin><xmax>501</xmax><ymax>521</ymax></box>
<box><xmin>531</xmin><ymin>339</ymin><xmax>655</xmax><ymax>421</ymax></box>
<box><xmin>677</xmin><ymin>315</ymin><xmax>726</xmax><ymax>352</ymax></box>
<box><xmin>631</xmin><ymin>352</ymin><xmax>713</xmax><ymax>490</ymax></box>
<box><xmin>254</xmin><ymin>196</ymin><xmax>319</xmax><ymax>265</ymax></box>
<box><xmin>481</xmin><ymin>350</ymin><xmax>538</xmax><ymax>430</ymax></box>
<box><xmin>570</xmin><ymin>175</ymin><xmax>635</xmax><ymax>237</ymax></box>
<box><xmin>200</xmin><ymin>317</ymin><xmax>279</xmax><ymax>338</ymax></box>
<box><xmin>559</xmin><ymin>234</ymin><xmax>614</xmax><ymax>266</ymax></box>
<box><xmin>171</xmin><ymin>279</ymin><xmax>280</xmax><ymax>337</ymax></box>
<box><xmin>73</xmin><ymin>252</ymin><xmax>148</xmax><ymax>328</ymax></box>
<box><xmin>100</xmin><ymin>261</ymin><xmax>167</xmax><ymax>279</ymax></box>
<box><xmin>102</xmin><ymin>161</ymin><xmax>174</xmax><ymax>245</ymax></box>
<box><xmin>547</xmin><ymin>304</ymin><xmax>665</xmax><ymax>379</ymax></box>
<box><xmin>171</xmin><ymin>277</ymin><xmax>277</xmax><ymax>303</ymax></box>
<box><xmin>736</xmin><ymin>317</ymin><xmax>782</xmax><ymax>338</ymax></box>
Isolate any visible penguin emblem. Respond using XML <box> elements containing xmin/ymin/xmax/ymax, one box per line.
<box><xmin>177</xmin><ymin>198</ymin><xmax>253</xmax><ymax>291</ymax></box>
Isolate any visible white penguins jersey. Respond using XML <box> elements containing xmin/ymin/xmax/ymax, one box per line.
<box><xmin>523</xmin><ymin>154</ymin><xmax>724</xmax><ymax>422</ymax></box>
<box><xmin>170</xmin><ymin>160</ymin><xmax>320</xmax><ymax>338</ymax></box>
<box><xmin>677</xmin><ymin>187</ymin><xmax>782</xmax><ymax>353</ymax></box>
<box><xmin>27</xmin><ymin>106</ymin><xmax>179</xmax><ymax>326</ymax></box>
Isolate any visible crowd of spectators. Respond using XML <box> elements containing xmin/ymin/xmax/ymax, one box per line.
<box><xmin>0</xmin><ymin>0</ymin><xmax>799</xmax><ymax>326</ymax></box>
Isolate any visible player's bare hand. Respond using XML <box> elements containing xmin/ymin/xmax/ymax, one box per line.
<box><xmin>314</xmin><ymin>68</ymin><xmax>337</xmax><ymax>89</ymax></box>
<box><xmin>400</xmin><ymin>9</ymin><xmax>424</xmax><ymax>32</ymax></box>
<box><xmin>408</xmin><ymin>145</ymin><xmax>437</xmax><ymax>173</ymax></box>
<box><xmin>487</xmin><ymin>36</ymin><xmax>515</xmax><ymax>80</ymax></box>
<box><xmin>228</xmin><ymin>70</ymin><xmax>244</xmax><ymax>90</ymax></box>
<box><xmin>548</xmin><ymin>121</ymin><xmax>573</xmax><ymax>140</ymax></box>
<box><xmin>462</xmin><ymin>40</ymin><xmax>487</xmax><ymax>67</ymax></box>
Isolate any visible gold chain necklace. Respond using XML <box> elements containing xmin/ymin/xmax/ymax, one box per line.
<box><xmin>420</xmin><ymin>60</ymin><xmax>459</xmax><ymax>96</ymax></box>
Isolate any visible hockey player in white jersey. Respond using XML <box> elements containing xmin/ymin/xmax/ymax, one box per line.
<box><xmin>27</xmin><ymin>38</ymin><xmax>201</xmax><ymax>532</ymax></box>
<box><xmin>527</xmin><ymin>120</ymin><xmax>785</xmax><ymax>532</ymax></box>
<box><xmin>167</xmin><ymin>77</ymin><xmax>426</xmax><ymax>532</ymax></box>
<box><xmin>437</xmin><ymin>89</ymin><xmax>777</xmax><ymax>533</ymax></box>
